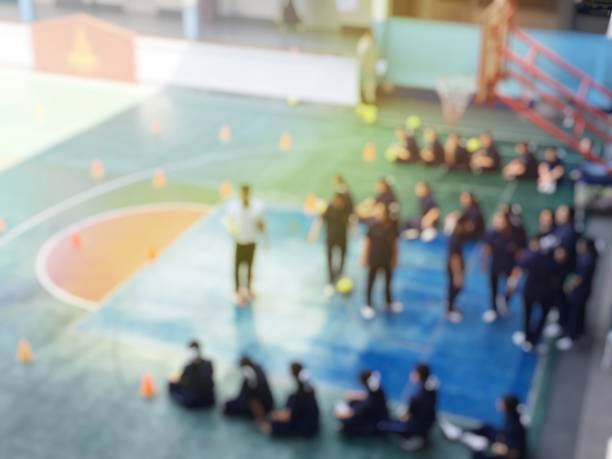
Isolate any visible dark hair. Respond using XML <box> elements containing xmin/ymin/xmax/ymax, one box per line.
<box><xmin>359</xmin><ymin>370</ymin><xmax>381</xmax><ymax>392</ymax></box>
<box><xmin>502</xmin><ymin>394</ymin><xmax>520</xmax><ymax>416</ymax></box>
<box><xmin>414</xmin><ymin>363</ymin><xmax>430</xmax><ymax>382</ymax></box>
<box><xmin>188</xmin><ymin>340</ymin><xmax>201</xmax><ymax>350</ymax></box>
<box><xmin>239</xmin><ymin>355</ymin><xmax>254</xmax><ymax>368</ymax></box>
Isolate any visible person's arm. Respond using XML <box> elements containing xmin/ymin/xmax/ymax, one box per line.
<box><xmin>551</xmin><ymin>164</ymin><xmax>565</xmax><ymax>181</ymax></box>
<box><xmin>421</xmin><ymin>207</ymin><xmax>440</xmax><ymax>229</ymax></box>
<box><xmin>249</xmin><ymin>399</ymin><xmax>267</xmax><ymax>423</ymax></box>
<box><xmin>308</xmin><ymin>217</ymin><xmax>323</xmax><ymax>243</ymax></box>
<box><xmin>506</xmin><ymin>266</ymin><xmax>523</xmax><ymax>295</ymax></box>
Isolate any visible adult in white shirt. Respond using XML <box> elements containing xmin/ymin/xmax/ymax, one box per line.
<box><xmin>224</xmin><ymin>185</ymin><xmax>266</xmax><ymax>305</ymax></box>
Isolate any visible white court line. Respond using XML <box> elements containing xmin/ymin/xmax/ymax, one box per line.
<box><xmin>35</xmin><ymin>202</ymin><xmax>210</xmax><ymax>311</ymax></box>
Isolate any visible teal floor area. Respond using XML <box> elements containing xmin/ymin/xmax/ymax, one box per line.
<box><xmin>0</xmin><ymin>74</ymin><xmax>575</xmax><ymax>458</ymax></box>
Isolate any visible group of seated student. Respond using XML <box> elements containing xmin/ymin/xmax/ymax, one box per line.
<box><xmin>394</xmin><ymin>126</ymin><xmax>568</xmax><ymax>195</ymax></box>
<box><xmin>169</xmin><ymin>349</ymin><xmax>527</xmax><ymax>457</ymax></box>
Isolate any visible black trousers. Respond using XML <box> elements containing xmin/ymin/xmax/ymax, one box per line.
<box><xmin>366</xmin><ymin>264</ymin><xmax>393</xmax><ymax>306</ymax></box>
<box><xmin>235</xmin><ymin>243</ymin><xmax>256</xmax><ymax>292</ymax></box>
<box><xmin>326</xmin><ymin>239</ymin><xmax>347</xmax><ymax>284</ymax></box>
<box><xmin>489</xmin><ymin>270</ymin><xmax>511</xmax><ymax>312</ymax></box>
<box><xmin>447</xmin><ymin>267</ymin><xmax>463</xmax><ymax>312</ymax></box>
<box><xmin>523</xmin><ymin>295</ymin><xmax>553</xmax><ymax>345</ymax></box>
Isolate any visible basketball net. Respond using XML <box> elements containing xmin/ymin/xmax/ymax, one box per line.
<box><xmin>436</xmin><ymin>75</ymin><xmax>476</xmax><ymax>126</ymax></box>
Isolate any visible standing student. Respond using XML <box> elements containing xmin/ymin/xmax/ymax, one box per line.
<box><xmin>168</xmin><ymin>340</ymin><xmax>215</xmax><ymax>409</ymax></box>
<box><xmin>507</xmin><ymin>237</ymin><xmax>555</xmax><ymax>352</ymax></box>
<box><xmin>224</xmin><ymin>185</ymin><xmax>266</xmax><ymax>305</ymax></box>
<box><xmin>471</xmin><ymin>132</ymin><xmax>501</xmax><ymax>173</ymax></box>
<box><xmin>361</xmin><ymin>203</ymin><xmax>402</xmax><ymax>320</ymax></box>
<box><xmin>557</xmin><ymin>238</ymin><xmax>598</xmax><ymax>350</ymax></box>
<box><xmin>440</xmin><ymin>394</ymin><xmax>527</xmax><ymax>459</ymax></box>
<box><xmin>224</xmin><ymin>356</ymin><xmax>275</xmax><ymax>424</ymax></box>
<box><xmin>502</xmin><ymin>142</ymin><xmax>538</xmax><ymax>181</ymax></box>
<box><xmin>309</xmin><ymin>193</ymin><xmax>352</xmax><ymax>295</ymax></box>
<box><xmin>357</xmin><ymin>29</ymin><xmax>378</xmax><ymax>104</ymax></box>
<box><xmin>402</xmin><ymin>181</ymin><xmax>440</xmax><ymax>242</ymax></box>
<box><xmin>537</xmin><ymin>148</ymin><xmax>565</xmax><ymax>194</ymax></box>
<box><xmin>378</xmin><ymin>363</ymin><xmax>438</xmax><ymax>451</ymax></box>
<box><xmin>335</xmin><ymin>370</ymin><xmax>390</xmax><ymax>436</ymax></box>
<box><xmin>333</xmin><ymin>175</ymin><xmax>355</xmax><ymax>215</ymax></box>
<box><xmin>482</xmin><ymin>212</ymin><xmax>516</xmax><ymax>323</ymax></box>
<box><xmin>535</xmin><ymin>208</ymin><xmax>556</xmax><ymax>252</ymax></box>
<box><xmin>447</xmin><ymin>216</ymin><xmax>468</xmax><ymax>323</ymax></box>
<box><xmin>553</xmin><ymin>205</ymin><xmax>578</xmax><ymax>270</ymax></box>
<box><xmin>261</xmin><ymin>362</ymin><xmax>320</xmax><ymax>438</ymax></box>
<box><xmin>356</xmin><ymin>178</ymin><xmax>399</xmax><ymax>222</ymax></box>
<box><xmin>446</xmin><ymin>192</ymin><xmax>485</xmax><ymax>241</ymax></box>
<box><xmin>444</xmin><ymin>133</ymin><xmax>470</xmax><ymax>171</ymax></box>
<box><xmin>420</xmin><ymin>128</ymin><xmax>445</xmax><ymax>166</ymax></box>
<box><xmin>499</xmin><ymin>203</ymin><xmax>528</xmax><ymax>254</ymax></box>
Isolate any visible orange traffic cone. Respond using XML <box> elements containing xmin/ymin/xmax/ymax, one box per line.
<box><xmin>147</xmin><ymin>247</ymin><xmax>157</xmax><ymax>262</ymax></box>
<box><xmin>363</xmin><ymin>143</ymin><xmax>376</xmax><ymax>163</ymax></box>
<box><xmin>219</xmin><ymin>180</ymin><xmax>233</xmax><ymax>200</ymax></box>
<box><xmin>304</xmin><ymin>193</ymin><xmax>318</xmax><ymax>214</ymax></box>
<box><xmin>71</xmin><ymin>233</ymin><xmax>82</xmax><ymax>249</ymax></box>
<box><xmin>140</xmin><ymin>373</ymin><xmax>157</xmax><ymax>399</ymax></box>
<box><xmin>90</xmin><ymin>159</ymin><xmax>105</xmax><ymax>180</ymax></box>
<box><xmin>279</xmin><ymin>132</ymin><xmax>293</xmax><ymax>152</ymax></box>
<box><xmin>219</xmin><ymin>125</ymin><xmax>232</xmax><ymax>143</ymax></box>
<box><xmin>152</xmin><ymin>169</ymin><xmax>167</xmax><ymax>189</ymax></box>
<box><xmin>0</xmin><ymin>218</ymin><xmax>6</xmax><ymax>233</ymax></box>
<box><xmin>17</xmin><ymin>339</ymin><xmax>33</xmax><ymax>364</ymax></box>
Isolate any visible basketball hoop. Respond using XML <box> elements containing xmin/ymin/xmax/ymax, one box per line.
<box><xmin>436</xmin><ymin>75</ymin><xmax>476</xmax><ymax>126</ymax></box>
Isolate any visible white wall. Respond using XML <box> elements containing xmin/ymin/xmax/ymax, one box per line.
<box><xmin>0</xmin><ymin>22</ymin><xmax>32</xmax><ymax>67</ymax></box>
<box><xmin>136</xmin><ymin>36</ymin><xmax>359</xmax><ymax>105</ymax></box>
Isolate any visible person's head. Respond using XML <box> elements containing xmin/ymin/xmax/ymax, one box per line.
<box><xmin>446</xmin><ymin>132</ymin><xmax>460</xmax><ymax>148</ymax></box>
<box><xmin>359</xmin><ymin>370</ymin><xmax>381</xmax><ymax>393</ymax></box>
<box><xmin>498</xmin><ymin>394</ymin><xmax>520</xmax><ymax>417</ymax></box>
<box><xmin>424</xmin><ymin>127</ymin><xmax>438</xmax><ymax>143</ymax></box>
<box><xmin>240</xmin><ymin>185</ymin><xmax>251</xmax><ymax>206</ymax></box>
<box><xmin>515</xmin><ymin>142</ymin><xmax>529</xmax><ymax>155</ymax></box>
<box><xmin>239</xmin><ymin>355</ymin><xmax>254</xmax><ymax>369</ymax></box>
<box><xmin>376</xmin><ymin>178</ymin><xmax>390</xmax><ymax>194</ymax></box>
<box><xmin>460</xmin><ymin>191</ymin><xmax>476</xmax><ymax>209</ymax></box>
<box><xmin>493</xmin><ymin>211</ymin><xmax>510</xmax><ymax>232</ymax></box>
<box><xmin>395</xmin><ymin>128</ymin><xmax>407</xmax><ymax>140</ymax></box>
<box><xmin>555</xmin><ymin>204</ymin><xmax>573</xmax><ymax>225</ymax></box>
<box><xmin>410</xmin><ymin>363</ymin><xmax>431</xmax><ymax>385</ymax></box>
<box><xmin>539</xmin><ymin>208</ymin><xmax>554</xmax><ymax>229</ymax></box>
<box><xmin>480</xmin><ymin>132</ymin><xmax>493</xmax><ymax>148</ymax></box>
<box><xmin>544</xmin><ymin>147</ymin><xmax>558</xmax><ymax>162</ymax></box>
<box><xmin>415</xmin><ymin>181</ymin><xmax>431</xmax><ymax>198</ymax></box>
<box><xmin>579</xmin><ymin>137</ymin><xmax>593</xmax><ymax>154</ymax></box>
<box><xmin>528</xmin><ymin>236</ymin><xmax>540</xmax><ymax>252</ymax></box>
<box><xmin>334</xmin><ymin>175</ymin><xmax>346</xmax><ymax>188</ymax></box>
<box><xmin>290</xmin><ymin>361</ymin><xmax>310</xmax><ymax>390</ymax></box>
<box><xmin>188</xmin><ymin>339</ymin><xmax>202</xmax><ymax>359</ymax></box>
<box><xmin>553</xmin><ymin>246</ymin><xmax>567</xmax><ymax>264</ymax></box>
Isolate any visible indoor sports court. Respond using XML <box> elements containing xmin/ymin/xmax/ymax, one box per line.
<box><xmin>0</xmin><ymin>1</ymin><xmax>610</xmax><ymax>459</ymax></box>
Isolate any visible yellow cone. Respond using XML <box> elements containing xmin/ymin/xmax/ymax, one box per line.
<box><xmin>17</xmin><ymin>339</ymin><xmax>33</xmax><ymax>364</ymax></box>
<box><xmin>219</xmin><ymin>180</ymin><xmax>233</xmax><ymax>199</ymax></box>
<box><xmin>219</xmin><ymin>125</ymin><xmax>232</xmax><ymax>143</ymax></box>
<box><xmin>152</xmin><ymin>169</ymin><xmax>167</xmax><ymax>189</ymax></box>
<box><xmin>90</xmin><ymin>159</ymin><xmax>105</xmax><ymax>180</ymax></box>
<box><xmin>363</xmin><ymin>143</ymin><xmax>377</xmax><ymax>163</ymax></box>
<box><xmin>279</xmin><ymin>132</ymin><xmax>293</xmax><ymax>152</ymax></box>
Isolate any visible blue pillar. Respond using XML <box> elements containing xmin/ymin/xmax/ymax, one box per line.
<box><xmin>18</xmin><ymin>0</ymin><xmax>36</xmax><ymax>23</ymax></box>
<box><xmin>182</xmin><ymin>0</ymin><xmax>201</xmax><ymax>41</ymax></box>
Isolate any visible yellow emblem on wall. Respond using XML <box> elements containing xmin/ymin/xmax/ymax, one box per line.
<box><xmin>66</xmin><ymin>27</ymin><xmax>99</xmax><ymax>74</ymax></box>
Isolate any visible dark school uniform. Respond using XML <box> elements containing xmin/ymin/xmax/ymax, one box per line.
<box><xmin>404</xmin><ymin>194</ymin><xmax>440</xmax><ymax>231</ymax></box>
<box><xmin>168</xmin><ymin>358</ymin><xmax>215</xmax><ymax>409</ymax></box>
<box><xmin>340</xmin><ymin>388</ymin><xmax>390</xmax><ymax>436</ymax></box>
<box><xmin>424</xmin><ymin>139</ymin><xmax>444</xmax><ymax>166</ymax></box>
<box><xmin>224</xmin><ymin>363</ymin><xmax>275</xmax><ymax>418</ymax></box>
<box><xmin>447</xmin><ymin>144</ymin><xmax>470</xmax><ymax>170</ymax></box>
<box><xmin>323</xmin><ymin>204</ymin><xmax>351</xmax><ymax>283</ymax></box>
<box><xmin>398</xmin><ymin>135</ymin><xmax>420</xmax><ymax>164</ymax></box>
<box><xmin>484</xmin><ymin>229</ymin><xmax>516</xmax><ymax>312</ymax></box>
<box><xmin>517</xmin><ymin>152</ymin><xmax>539</xmax><ymax>180</ymax></box>
<box><xmin>540</xmin><ymin>157</ymin><xmax>565</xmax><ymax>185</ymax></box>
<box><xmin>564</xmin><ymin>251</ymin><xmax>597</xmax><ymax>339</ymax></box>
<box><xmin>480</xmin><ymin>144</ymin><xmax>501</xmax><ymax>172</ymax></box>
<box><xmin>471</xmin><ymin>413</ymin><xmax>527</xmax><ymax>459</ymax></box>
<box><xmin>379</xmin><ymin>382</ymin><xmax>438</xmax><ymax>440</ymax></box>
<box><xmin>462</xmin><ymin>205</ymin><xmax>486</xmax><ymax>240</ymax></box>
<box><xmin>447</xmin><ymin>233</ymin><xmax>465</xmax><ymax>312</ymax></box>
<box><xmin>271</xmin><ymin>385</ymin><xmax>320</xmax><ymax>438</ymax></box>
<box><xmin>554</xmin><ymin>223</ymin><xmax>579</xmax><ymax>269</ymax></box>
<box><xmin>366</xmin><ymin>220</ymin><xmax>399</xmax><ymax>306</ymax></box>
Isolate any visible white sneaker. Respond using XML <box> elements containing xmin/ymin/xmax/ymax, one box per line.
<box><xmin>361</xmin><ymin>306</ymin><xmax>375</xmax><ymax>320</ymax></box>
<box><xmin>403</xmin><ymin>229</ymin><xmax>420</xmax><ymax>240</ymax></box>
<box><xmin>420</xmin><ymin>228</ymin><xmax>438</xmax><ymax>242</ymax></box>
<box><xmin>556</xmin><ymin>337</ymin><xmax>573</xmax><ymax>351</ymax></box>
<box><xmin>387</xmin><ymin>302</ymin><xmax>404</xmax><ymax>314</ymax></box>
<box><xmin>439</xmin><ymin>419</ymin><xmax>463</xmax><ymax>441</ymax></box>
<box><xmin>521</xmin><ymin>341</ymin><xmax>533</xmax><ymax>353</ymax></box>
<box><xmin>548</xmin><ymin>309</ymin><xmax>560</xmax><ymax>323</ymax></box>
<box><xmin>512</xmin><ymin>331</ymin><xmax>526</xmax><ymax>346</ymax></box>
<box><xmin>324</xmin><ymin>284</ymin><xmax>335</xmax><ymax>298</ymax></box>
<box><xmin>446</xmin><ymin>310</ymin><xmax>463</xmax><ymax>324</ymax></box>
<box><xmin>544</xmin><ymin>323</ymin><xmax>562</xmax><ymax>339</ymax></box>
<box><xmin>482</xmin><ymin>310</ymin><xmax>498</xmax><ymax>324</ymax></box>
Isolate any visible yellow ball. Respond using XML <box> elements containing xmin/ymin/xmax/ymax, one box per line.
<box><xmin>385</xmin><ymin>145</ymin><xmax>398</xmax><ymax>162</ymax></box>
<box><xmin>362</xmin><ymin>106</ymin><xmax>378</xmax><ymax>124</ymax></box>
<box><xmin>406</xmin><ymin>115</ymin><xmax>422</xmax><ymax>130</ymax></box>
<box><xmin>336</xmin><ymin>277</ymin><xmax>353</xmax><ymax>295</ymax></box>
<box><xmin>466</xmin><ymin>137</ymin><xmax>482</xmax><ymax>153</ymax></box>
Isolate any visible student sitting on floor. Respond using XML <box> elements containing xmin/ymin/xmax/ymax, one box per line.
<box><xmin>402</xmin><ymin>181</ymin><xmax>440</xmax><ymax>242</ymax></box>
<box><xmin>261</xmin><ymin>362</ymin><xmax>320</xmax><ymax>438</ymax></box>
<box><xmin>378</xmin><ymin>363</ymin><xmax>438</xmax><ymax>451</ymax></box>
<box><xmin>356</xmin><ymin>178</ymin><xmax>400</xmax><ymax>222</ymax></box>
<box><xmin>470</xmin><ymin>132</ymin><xmax>501</xmax><ymax>173</ymax></box>
<box><xmin>557</xmin><ymin>238</ymin><xmax>599</xmax><ymax>351</ymax></box>
<box><xmin>502</xmin><ymin>142</ymin><xmax>538</xmax><ymax>182</ymax></box>
<box><xmin>335</xmin><ymin>370</ymin><xmax>390</xmax><ymax>436</ymax></box>
<box><xmin>168</xmin><ymin>340</ymin><xmax>215</xmax><ymax>409</ymax></box>
<box><xmin>420</xmin><ymin>127</ymin><xmax>445</xmax><ymax>166</ymax></box>
<box><xmin>445</xmin><ymin>192</ymin><xmax>485</xmax><ymax>241</ymax></box>
<box><xmin>444</xmin><ymin>133</ymin><xmax>470</xmax><ymax>171</ymax></box>
<box><xmin>224</xmin><ymin>356</ymin><xmax>275</xmax><ymax>424</ymax></box>
<box><xmin>537</xmin><ymin>147</ymin><xmax>565</xmax><ymax>194</ymax></box>
<box><xmin>440</xmin><ymin>394</ymin><xmax>527</xmax><ymax>459</ymax></box>
<box><xmin>395</xmin><ymin>128</ymin><xmax>420</xmax><ymax>164</ymax></box>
